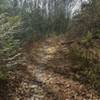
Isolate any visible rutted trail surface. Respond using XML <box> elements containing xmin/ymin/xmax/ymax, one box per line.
<box><xmin>8</xmin><ymin>36</ymin><xmax>100</xmax><ymax>100</ymax></box>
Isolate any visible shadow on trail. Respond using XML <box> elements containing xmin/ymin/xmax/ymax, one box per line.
<box><xmin>0</xmin><ymin>80</ymin><xmax>8</xmax><ymax>100</ymax></box>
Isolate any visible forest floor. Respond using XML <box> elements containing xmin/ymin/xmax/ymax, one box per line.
<box><xmin>2</xmin><ymin>35</ymin><xmax>100</xmax><ymax>100</ymax></box>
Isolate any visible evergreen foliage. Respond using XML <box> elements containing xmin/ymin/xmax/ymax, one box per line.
<box><xmin>0</xmin><ymin>13</ymin><xmax>21</xmax><ymax>79</ymax></box>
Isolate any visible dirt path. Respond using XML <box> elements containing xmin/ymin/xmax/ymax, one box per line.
<box><xmin>8</xmin><ymin>36</ymin><xmax>100</xmax><ymax>100</ymax></box>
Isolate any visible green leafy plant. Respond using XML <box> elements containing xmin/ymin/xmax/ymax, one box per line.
<box><xmin>0</xmin><ymin>13</ymin><xmax>21</xmax><ymax>80</ymax></box>
<box><xmin>69</xmin><ymin>38</ymin><xmax>100</xmax><ymax>92</ymax></box>
<box><xmin>81</xmin><ymin>31</ymin><xmax>93</xmax><ymax>43</ymax></box>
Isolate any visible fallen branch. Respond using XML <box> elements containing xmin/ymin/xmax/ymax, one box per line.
<box><xmin>0</xmin><ymin>53</ymin><xmax>22</xmax><ymax>63</ymax></box>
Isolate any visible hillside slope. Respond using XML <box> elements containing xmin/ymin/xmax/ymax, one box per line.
<box><xmin>7</xmin><ymin>35</ymin><xmax>100</xmax><ymax>100</ymax></box>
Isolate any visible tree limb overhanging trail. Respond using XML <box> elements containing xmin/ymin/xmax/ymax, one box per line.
<box><xmin>8</xmin><ymin>36</ymin><xmax>100</xmax><ymax>100</ymax></box>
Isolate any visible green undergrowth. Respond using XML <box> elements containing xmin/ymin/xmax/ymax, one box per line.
<box><xmin>0</xmin><ymin>66</ymin><xmax>7</xmax><ymax>80</ymax></box>
<box><xmin>69</xmin><ymin>32</ymin><xmax>100</xmax><ymax>93</ymax></box>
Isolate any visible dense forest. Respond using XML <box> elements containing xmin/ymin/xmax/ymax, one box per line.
<box><xmin>0</xmin><ymin>0</ymin><xmax>100</xmax><ymax>100</ymax></box>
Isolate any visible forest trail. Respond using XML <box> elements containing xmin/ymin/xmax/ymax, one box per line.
<box><xmin>8</xmin><ymin>36</ymin><xmax>100</xmax><ymax>100</ymax></box>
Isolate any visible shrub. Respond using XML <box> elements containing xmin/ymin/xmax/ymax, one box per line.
<box><xmin>69</xmin><ymin>34</ymin><xmax>100</xmax><ymax>92</ymax></box>
<box><xmin>0</xmin><ymin>13</ymin><xmax>21</xmax><ymax>80</ymax></box>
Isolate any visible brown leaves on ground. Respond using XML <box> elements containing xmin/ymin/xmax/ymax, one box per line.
<box><xmin>7</xmin><ymin>35</ymin><xmax>100</xmax><ymax>100</ymax></box>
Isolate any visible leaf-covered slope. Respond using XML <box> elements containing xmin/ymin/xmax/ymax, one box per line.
<box><xmin>7</xmin><ymin>35</ymin><xmax>100</xmax><ymax>100</ymax></box>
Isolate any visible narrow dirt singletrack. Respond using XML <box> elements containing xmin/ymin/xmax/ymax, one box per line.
<box><xmin>8</xmin><ymin>36</ymin><xmax>100</xmax><ymax>100</ymax></box>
